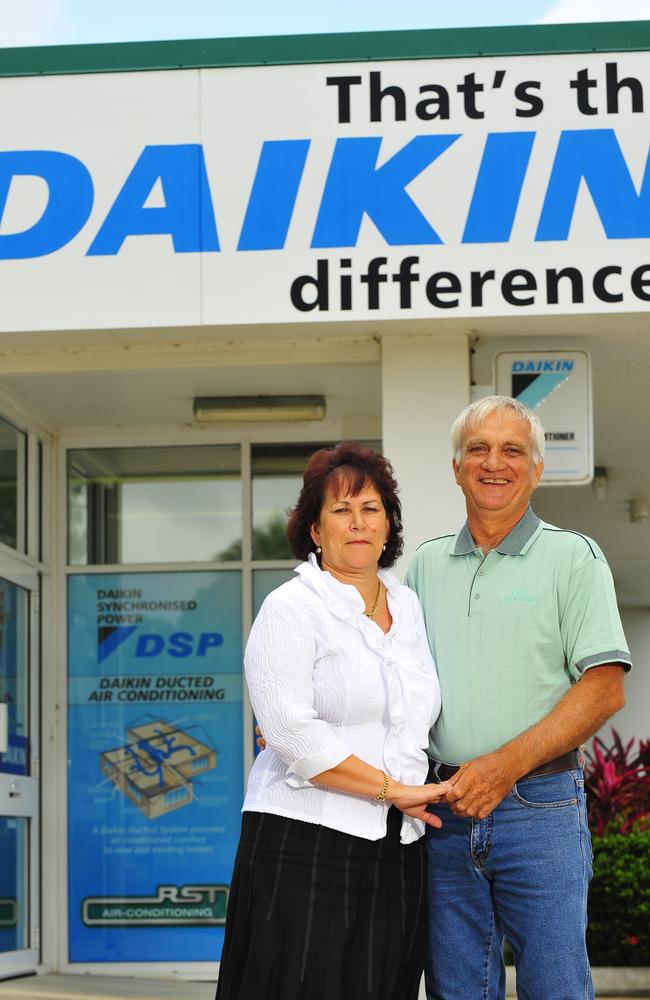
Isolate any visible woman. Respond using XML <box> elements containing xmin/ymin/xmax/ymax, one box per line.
<box><xmin>215</xmin><ymin>441</ymin><xmax>445</xmax><ymax>1000</ymax></box>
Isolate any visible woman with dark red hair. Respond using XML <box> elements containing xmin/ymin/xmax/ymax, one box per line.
<box><xmin>215</xmin><ymin>441</ymin><xmax>443</xmax><ymax>1000</ymax></box>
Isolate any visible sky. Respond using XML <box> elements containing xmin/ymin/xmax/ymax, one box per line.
<box><xmin>0</xmin><ymin>0</ymin><xmax>649</xmax><ymax>48</ymax></box>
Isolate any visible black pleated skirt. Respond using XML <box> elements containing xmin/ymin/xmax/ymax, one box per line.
<box><xmin>215</xmin><ymin>807</ymin><xmax>426</xmax><ymax>1000</ymax></box>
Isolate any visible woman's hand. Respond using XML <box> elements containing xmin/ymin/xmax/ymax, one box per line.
<box><xmin>387</xmin><ymin>780</ymin><xmax>449</xmax><ymax>828</ymax></box>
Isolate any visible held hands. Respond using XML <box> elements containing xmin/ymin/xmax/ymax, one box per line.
<box><xmin>443</xmin><ymin>750</ymin><xmax>518</xmax><ymax>820</ymax></box>
<box><xmin>387</xmin><ymin>780</ymin><xmax>448</xmax><ymax>829</ymax></box>
<box><xmin>255</xmin><ymin>727</ymin><xmax>447</xmax><ymax>828</ymax></box>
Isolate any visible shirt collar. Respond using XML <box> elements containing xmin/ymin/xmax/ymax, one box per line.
<box><xmin>451</xmin><ymin>507</ymin><xmax>541</xmax><ymax>557</ymax></box>
<box><xmin>294</xmin><ymin>553</ymin><xmax>400</xmax><ymax>621</ymax></box>
<box><xmin>452</xmin><ymin>522</ymin><xmax>476</xmax><ymax>556</ymax></box>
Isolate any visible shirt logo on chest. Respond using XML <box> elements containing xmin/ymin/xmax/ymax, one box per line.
<box><xmin>504</xmin><ymin>589</ymin><xmax>536</xmax><ymax>604</ymax></box>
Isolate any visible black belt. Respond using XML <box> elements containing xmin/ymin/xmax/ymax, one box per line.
<box><xmin>428</xmin><ymin>749</ymin><xmax>582</xmax><ymax>784</ymax></box>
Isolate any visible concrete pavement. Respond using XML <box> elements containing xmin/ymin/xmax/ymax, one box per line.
<box><xmin>0</xmin><ymin>971</ymin><xmax>648</xmax><ymax>998</ymax></box>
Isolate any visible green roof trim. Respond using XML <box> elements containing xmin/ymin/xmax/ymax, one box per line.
<box><xmin>0</xmin><ymin>21</ymin><xmax>649</xmax><ymax>78</ymax></box>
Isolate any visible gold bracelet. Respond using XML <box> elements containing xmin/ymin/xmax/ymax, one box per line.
<box><xmin>375</xmin><ymin>771</ymin><xmax>390</xmax><ymax>801</ymax></box>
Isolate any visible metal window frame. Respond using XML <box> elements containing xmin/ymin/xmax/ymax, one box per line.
<box><xmin>55</xmin><ymin>423</ymin><xmax>338</xmax><ymax>979</ymax></box>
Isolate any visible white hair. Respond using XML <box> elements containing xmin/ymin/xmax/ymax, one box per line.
<box><xmin>451</xmin><ymin>396</ymin><xmax>545</xmax><ymax>463</ymax></box>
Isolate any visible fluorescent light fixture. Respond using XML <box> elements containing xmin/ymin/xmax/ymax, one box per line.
<box><xmin>193</xmin><ymin>395</ymin><xmax>326</xmax><ymax>423</ymax></box>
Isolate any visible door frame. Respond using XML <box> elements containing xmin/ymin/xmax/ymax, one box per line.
<box><xmin>0</xmin><ymin>551</ymin><xmax>41</xmax><ymax>978</ymax></box>
<box><xmin>0</xmin><ymin>397</ymin><xmax>52</xmax><ymax>980</ymax></box>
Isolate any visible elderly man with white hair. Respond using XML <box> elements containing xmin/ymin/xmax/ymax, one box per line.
<box><xmin>406</xmin><ymin>395</ymin><xmax>631</xmax><ymax>1000</ymax></box>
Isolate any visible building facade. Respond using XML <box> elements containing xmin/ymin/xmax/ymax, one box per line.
<box><xmin>0</xmin><ymin>20</ymin><xmax>649</xmax><ymax>980</ymax></box>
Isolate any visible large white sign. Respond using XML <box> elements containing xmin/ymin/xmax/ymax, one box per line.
<box><xmin>494</xmin><ymin>349</ymin><xmax>592</xmax><ymax>484</ymax></box>
<box><xmin>1</xmin><ymin>52</ymin><xmax>650</xmax><ymax>330</ymax></box>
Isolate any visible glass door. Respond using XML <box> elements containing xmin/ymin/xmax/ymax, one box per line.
<box><xmin>0</xmin><ymin>570</ymin><xmax>39</xmax><ymax>978</ymax></box>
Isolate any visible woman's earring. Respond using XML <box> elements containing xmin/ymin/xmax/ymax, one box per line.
<box><xmin>316</xmin><ymin>546</ymin><xmax>322</xmax><ymax>554</ymax></box>
<box><xmin>382</xmin><ymin>543</ymin><xmax>387</xmax><ymax>552</ymax></box>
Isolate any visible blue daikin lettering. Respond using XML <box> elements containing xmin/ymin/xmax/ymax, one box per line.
<box><xmin>238</xmin><ymin>140</ymin><xmax>310</xmax><ymax>251</ymax></box>
<box><xmin>87</xmin><ymin>144</ymin><xmax>219</xmax><ymax>255</ymax></box>
<box><xmin>0</xmin><ymin>150</ymin><xmax>94</xmax><ymax>259</ymax></box>
<box><xmin>311</xmin><ymin>135</ymin><xmax>460</xmax><ymax>247</ymax></box>
<box><xmin>512</xmin><ymin>360</ymin><xmax>574</xmax><ymax>372</ymax></box>
<box><xmin>1</xmin><ymin>130</ymin><xmax>650</xmax><ymax>259</ymax></box>
<box><xmin>536</xmin><ymin>129</ymin><xmax>650</xmax><ymax>241</ymax></box>
<box><xmin>462</xmin><ymin>132</ymin><xmax>535</xmax><ymax>243</ymax></box>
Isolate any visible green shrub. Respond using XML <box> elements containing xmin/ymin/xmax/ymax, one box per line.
<box><xmin>587</xmin><ymin>829</ymin><xmax>650</xmax><ymax>966</ymax></box>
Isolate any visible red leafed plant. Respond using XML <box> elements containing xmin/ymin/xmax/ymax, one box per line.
<box><xmin>583</xmin><ymin>728</ymin><xmax>650</xmax><ymax>835</ymax></box>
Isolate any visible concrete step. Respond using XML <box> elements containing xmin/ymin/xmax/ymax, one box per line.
<box><xmin>0</xmin><ymin>976</ymin><xmax>213</xmax><ymax>1000</ymax></box>
<box><xmin>0</xmin><ymin>970</ymin><xmax>648</xmax><ymax>999</ymax></box>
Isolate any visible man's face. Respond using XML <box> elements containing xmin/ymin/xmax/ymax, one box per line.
<box><xmin>453</xmin><ymin>410</ymin><xmax>544</xmax><ymax>518</ymax></box>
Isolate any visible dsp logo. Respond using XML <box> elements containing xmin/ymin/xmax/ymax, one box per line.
<box><xmin>98</xmin><ymin>627</ymin><xmax>223</xmax><ymax>664</ymax></box>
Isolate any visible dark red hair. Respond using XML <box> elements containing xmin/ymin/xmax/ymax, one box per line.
<box><xmin>287</xmin><ymin>441</ymin><xmax>403</xmax><ymax>568</ymax></box>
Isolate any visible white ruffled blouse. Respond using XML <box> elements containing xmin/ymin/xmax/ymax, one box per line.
<box><xmin>243</xmin><ymin>554</ymin><xmax>441</xmax><ymax>844</ymax></box>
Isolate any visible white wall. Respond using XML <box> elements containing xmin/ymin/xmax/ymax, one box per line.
<box><xmin>381</xmin><ymin>332</ymin><xmax>469</xmax><ymax>574</ymax></box>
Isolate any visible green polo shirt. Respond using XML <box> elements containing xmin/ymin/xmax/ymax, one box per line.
<box><xmin>405</xmin><ymin>508</ymin><xmax>631</xmax><ymax>765</ymax></box>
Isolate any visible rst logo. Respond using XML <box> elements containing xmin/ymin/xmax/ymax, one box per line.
<box><xmin>82</xmin><ymin>883</ymin><xmax>229</xmax><ymax>927</ymax></box>
<box><xmin>0</xmin><ymin>128</ymin><xmax>649</xmax><ymax>259</ymax></box>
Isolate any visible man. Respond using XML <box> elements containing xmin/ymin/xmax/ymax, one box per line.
<box><xmin>406</xmin><ymin>395</ymin><xmax>631</xmax><ymax>1000</ymax></box>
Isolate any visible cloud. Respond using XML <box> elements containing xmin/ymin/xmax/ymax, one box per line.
<box><xmin>0</xmin><ymin>0</ymin><xmax>64</xmax><ymax>47</ymax></box>
<box><xmin>538</xmin><ymin>0</ymin><xmax>650</xmax><ymax>23</ymax></box>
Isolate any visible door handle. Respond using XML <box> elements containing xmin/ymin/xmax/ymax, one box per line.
<box><xmin>0</xmin><ymin>702</ymin><xmax>7</xmax><ymax>754</ymax></box>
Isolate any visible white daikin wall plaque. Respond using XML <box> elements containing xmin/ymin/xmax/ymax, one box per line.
<box><xmin>494</xmin><ymin>350</ymin><xmax>592</xmax><ymax>484</ymax></box>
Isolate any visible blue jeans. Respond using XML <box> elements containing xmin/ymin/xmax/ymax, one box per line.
<box><xmin>425</xmin><ymin>768</ymin><xmax>594</xmax><ymax>1000</ymax></box>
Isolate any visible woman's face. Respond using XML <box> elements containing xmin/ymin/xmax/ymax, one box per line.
<box><xmin>310</xmin><ymin>479</ymin><xmax>390</xmax><ymax>577</ymax></box>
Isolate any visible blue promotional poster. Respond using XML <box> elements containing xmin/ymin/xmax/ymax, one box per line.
<box><xmin>67</xmin><ymin>571</ymin><xmax>243</xmax><ymax>962</ymax></box>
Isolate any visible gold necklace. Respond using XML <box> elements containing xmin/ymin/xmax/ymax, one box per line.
<box><xmin>363</xmin><ymin>579</ymin><xmax>382</xmax><ymax>619</ymax></box>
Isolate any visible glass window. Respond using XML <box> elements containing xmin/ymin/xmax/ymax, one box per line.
<box><xmin>251</xmin><ymin>444</ymin><xmax>331</xmax><ymax>560</ymax></box>
<box><xmin>67</xmin><ymin>446</ymin><xmax>242</xmax><ymax>565</ymax></box>
<box><xmin>0</xmin><ymin>579</ymin><xmax>29</xmax><ymax>767</ymax></box>
<box><xmin>0</xmin><ymin>417</ymin><xmax>27</xmax><ymax>553</ymax></box>
<box><xmin>253</xmin><ymin>569</ymin><xmax>296</xmax><ymax>618</ymax></box>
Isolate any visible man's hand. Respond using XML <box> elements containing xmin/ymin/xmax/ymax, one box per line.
<box><xmin>444</xmin><ymin>750</ymin><xmax>519</xmax><ymax>819</ymax></box>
